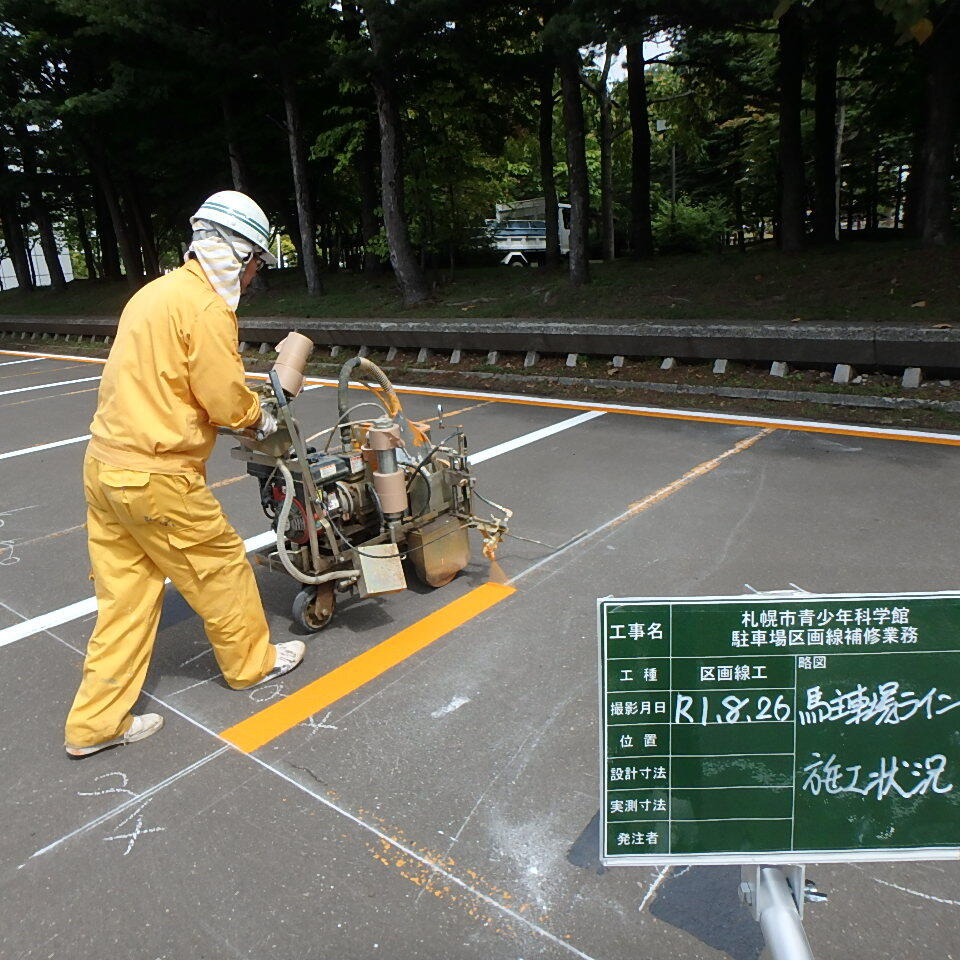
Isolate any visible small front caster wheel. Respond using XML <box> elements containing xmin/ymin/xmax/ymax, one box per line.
<box><xmin>292</xmin><ymin>583</ymin><xmax>335</xmax><ymax>632</ymax></box>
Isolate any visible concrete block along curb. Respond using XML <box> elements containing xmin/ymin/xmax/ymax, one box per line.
<box><xmin>833</xmin><ymin>364</ymin><xmax>856</xmax><ymax>384</ymax></box>
<box><xmin>903</xmin><ymin>367</ymin><xmax>923</xmax><ymax>388</ymax></box>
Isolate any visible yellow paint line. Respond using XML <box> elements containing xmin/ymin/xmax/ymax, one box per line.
<box><xmin>221</xmin><ymin>581</ymin><xmax>516</xmax><ymax>752</ymax></box>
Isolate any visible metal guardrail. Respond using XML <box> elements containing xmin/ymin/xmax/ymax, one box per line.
<box><xmin>2</xmin><ymin>315</ymin><xmax>960</xmax><ymax>372</ymax></box>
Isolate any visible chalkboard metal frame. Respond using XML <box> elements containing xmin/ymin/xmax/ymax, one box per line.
<box><xmin>598</xmin><ymin>590</ymin><xmax>960</xmax><ymax>866</ymax></box>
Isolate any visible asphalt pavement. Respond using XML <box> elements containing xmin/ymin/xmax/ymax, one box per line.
<box><xmin>1</xmin><ymin>347</ymin><xmax>959</xmax><ymax>960</ymax></box>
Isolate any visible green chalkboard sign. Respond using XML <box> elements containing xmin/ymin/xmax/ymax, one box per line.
<box><xmin>598</xmin><ymin>591</ymin><xmax>960</xmax><ymax>865</ymax></box>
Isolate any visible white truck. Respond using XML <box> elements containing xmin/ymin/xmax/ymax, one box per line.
<box><xmin>484</xmin><ymin>198</ymin><xmax>570</xmax><ymax>266</ymax></box>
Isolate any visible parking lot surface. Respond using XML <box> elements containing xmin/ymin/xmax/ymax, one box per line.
<box><xmin>1</xmin><ymin>347</ymin><xmax>959</xmax><ymax>960</ymax></box>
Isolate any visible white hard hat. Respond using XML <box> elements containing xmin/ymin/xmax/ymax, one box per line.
<box><xmin>191</xmin><ymin>190</ymin><xmax>277</xmax><ymax>266</ymax></box>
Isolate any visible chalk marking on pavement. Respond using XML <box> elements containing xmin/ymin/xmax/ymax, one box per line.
<box><xmin>19</xmin><ymin>747</ymin><xmax>228</xmax><ymax>867</ymax></box>
<box><xmin>3</xmin><ymin>346</ymin><xmax>960</xmax><ymax>446</ymax></box>
<box><xmin>638</xmin><ymin>866</ymin><xmax>672</xmax><ymax>914</ymax></box>
<box><xmin>165</xmin><ymin>674</ymin><xmax>221</xmax><ymax>697</ymax></box>
<box><xmin>29</xmin><ymin>620</ymin><xmax>598</xmax><ymax>959</ymax></box>
<box><xmin>870</xmin><ymin>876</ymin><xmax>960</xmax><ymax>908</ymax></box>
<box><xmin>0</xmin><ymin>413</ymin><xmax>596</xmax><ymax>648</ymax></box>
<box><xmin>0</xmin><ymin>434</ymin><xmax>91</xmax><ymax>461</ymax></box>
<box><xmin>0</xmin><ymin>375</ymin><xmax>101</xmax><ymax>398</ymax></box>
<box><xmin>430</xmin><ymin>696</ymin><xmax>470</xmax><ymax>719</ymax></box>
<box><xmin>241</xmin><ymin>749</ymin><xmax>599</xmax><ymax>960</ymax></box>
<box><xmin>179</xmin><ymin>646</ymin><xmax>215</xmax><ymax>667</ymax></box>
<box><xmin>510</xmin><ymin>428</ymin><xmax>775</xmax><ymax>584</ymax></box>
<box><xmin>220</xmin><ymin>582</ymin><xmax>515</xmax><ymax>752</ymax></box>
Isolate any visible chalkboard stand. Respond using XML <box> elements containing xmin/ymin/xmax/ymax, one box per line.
<box><xmin>739</xmin><ymin>864</ymin><xmax>824</xmax><ymax>960</ymax></box>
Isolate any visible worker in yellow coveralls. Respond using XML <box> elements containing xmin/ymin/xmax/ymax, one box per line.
<box><xmin>64</xmin><ymin>191</ymin><xmax>305</xmax><ymax>757</ymax></box>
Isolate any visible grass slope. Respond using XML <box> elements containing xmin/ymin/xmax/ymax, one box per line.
<box><xmin>1</xmin><ymin>240</ymin><xmax>957</xmax><ymax>323</ymax></box>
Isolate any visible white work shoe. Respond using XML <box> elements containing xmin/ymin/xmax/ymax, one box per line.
<box><xmin>250</xmin><ymin>641</ymin><xmax>305</xmax><ymax>687</ymax></box>
<box><xmin>65</xmin><ymin>713</ymin><xmax>164</xmax><ymax>758</ymax></box>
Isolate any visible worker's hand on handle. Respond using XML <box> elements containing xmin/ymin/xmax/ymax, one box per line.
<box><xmin>257</xmin><ymin>402</ymin><xmax>279</xmax><ymax>439</ymax></box>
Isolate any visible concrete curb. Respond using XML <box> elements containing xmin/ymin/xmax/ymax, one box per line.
<box><xmin>2</xmin><ymin>315</ymin><xmax>960</xmax><ymax>369</ymax></box>
<box><xmin>277</xmin><ymin>360</ymin><xmax>960</xmax><ymax>415</ymax></box>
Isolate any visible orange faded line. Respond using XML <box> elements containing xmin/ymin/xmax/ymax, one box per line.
<box><xmin>0</xmin><ymin>349</ymin><xmax>108</xmax><ymax>366</ymax></box>
<box><xmin>331</xmin><ymin>382</ymin><xmax>960</xmax><ymax>448</ymax></box>
<box><xmin>3</xmin><ymin>348</ymin><xmax>958</xmax><ymax>447</ymax></box>
<box><xmin>221</xmin><ymin>581</ymin><xmax>515</xmax><ymax>753</ymax></box>
<box><xmin>0</xmin><ymin>363</ymin><xmax>82</xmax><ymax>381</ymax></box>
<box><xmin>16</xmin><ymin>523</ymin><xmax>86</xmax><ymax>547</ymax></box>
<box><xmin>613</xmin><ymin>428</ymin><xmax>774</xmax><ymax>528</ymax></box>
<box><xmin>209</xmin><ymin>474</ymin><xmax>249</xmax><ymax>490</ymax></box>
<box><xmin>0</xmin><ymin>386</ymin><xmax>100</xmax><ymax>409</ymax></box>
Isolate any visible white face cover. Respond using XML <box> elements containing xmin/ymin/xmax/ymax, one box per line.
<box><xmin>185</xmin><ymin>219</ymin><xmax>257</xmax><ymax>311</ymax></box>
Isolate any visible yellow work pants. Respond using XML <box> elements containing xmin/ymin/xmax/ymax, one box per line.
<box><xmin>65</xmin><ymin>455</ymin><xmax>276</xmax><ymax>748</ymax></box>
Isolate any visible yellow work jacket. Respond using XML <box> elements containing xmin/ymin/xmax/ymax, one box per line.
<box><xmin>88</xmin><ymin>258</ymin><xmax>261</xmax><ymax>475</ymax></box>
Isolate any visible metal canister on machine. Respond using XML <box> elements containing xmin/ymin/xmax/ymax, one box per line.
<box><xmin>365</xmin><ymin>418</ymin><xmax>409</xmax><ymax>520</ymax></box>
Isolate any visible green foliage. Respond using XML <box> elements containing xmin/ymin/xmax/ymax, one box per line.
<box><xmin>652</xmin><ymin>195</ymin><xmax>732</xmax><ymax>253</ymax></box>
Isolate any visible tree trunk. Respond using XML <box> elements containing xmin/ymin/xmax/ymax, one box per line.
<box><xmin>866</xmin><ymin>151</ymin><xmax>880</xmax><ymax>233</ymax></box>
<box><xmin>222</xmin><ymin>92</ymin><xmax>253</xmax><ymax>195</ymax></box>
<box><xmin>367</xmin><ymin>8</ymin><xmax>430</xmax><ymax>307</ymax></box>
<box><xmin>357</xmin><ymin>121</ymin><xmax>383</xmax><ymax>273</ymax></box>
<box><xmin>558</xmin><ymin>47</ymin><xmax>590</xmax><ymax>286</ymax></box>
<box><xmin>93</xmin><ymin>181</ymin><xmax>122</xmax><ymax>281</ymax></box>
<box><xmin>74</xmin><ymin>196</ymin><xmax>98</xmax><ymax>280</ymax></box>
<box><xmin>893</xmin><ymin>163</ymin><xmax>905</xmax><ymax>230</ymax></box>
<box><xmin>125</xmin><ymin>180</ymin><xmax>160</xmax><ymax>278</ymax></box>
<box><xmin>914</xmin><ymin>2</ymin><xmax>960</xmax><ymax>246</ymax></box>
<box><xmin>626</xmin><ymin>40</ymin><xmax>654</xmax><ymax>258</ymax></box>
<box><xmin>777</xmin><ymin>7</ymin><xmax>805</xmax><ymax>252</ymax></box>
<box><xmin>0</xmin><ymin>195</ymin><xmax>34</xmax><ymax>290</ymax></box>
<box><xmin>89</xmin><ymin>154</ymin><xmax>143</xmax><ymax>288</ymax></box>
<box><xmin>281</xmin><ymin>69</ymin><xmax>323</xmax><ymax>296</ymax></box>
<box><xmin>12</xmin><ymin>123</ymin><xmax>67</xmax><ymax>290</ymax></box>
<box><xmin>813</xmin><ymin>23</ymin><xmax>838</xmax><ymax>243</ymax></box>
<box><xmin>598</xmin><ymin>42</ymin><xmax>615</xmax><ymax>262</ymax></box>
<box><xmin>538</xmin><ymin>63</ymin><xmax>561</xmax><ymax>269</ymax></box>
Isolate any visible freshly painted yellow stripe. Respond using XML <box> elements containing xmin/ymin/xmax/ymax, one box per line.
<box><xmin>221</xmin><ymin>581</ymin><xmax>516</xmax><ymax>752</ymax></box>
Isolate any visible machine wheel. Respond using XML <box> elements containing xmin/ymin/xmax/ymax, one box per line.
<box><xmin>292</xmin><ymin>583</ymin><xmax>336</xmax><ymax>632</ymax></box>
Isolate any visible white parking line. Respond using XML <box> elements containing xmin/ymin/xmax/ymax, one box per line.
<box><xmin>0</xmin><ymin>376</ymin><xmax>101</xmax><ymax>398</ymax></box>
<box><xmin>0</xmin><ymin>357</ymin><xmax>45</xmax><ymax>367</ymax></box>
<box><xmin>468</xmin><ymin>411</ymin><xmax>603</xmax><ymax>464</ymax></box>
<box><xmin>0</xmin><ymin>434</ymin><xmax>92</xmax><ymax>461</ymax></box>
<box><xmin>0</xmin><ymin>417</ymin><xmax>599</xmax><ymax>648</ymax></box>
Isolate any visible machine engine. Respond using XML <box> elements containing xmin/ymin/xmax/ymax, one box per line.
<box><xmin>230</xmin><ymin>342</ymin><xmax>509</xmax><ymax>632</ymax></box>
